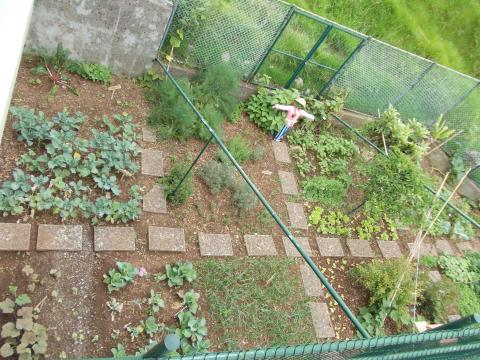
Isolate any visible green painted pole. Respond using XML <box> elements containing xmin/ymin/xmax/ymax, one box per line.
<box><xmin>143</xmin><ymin>334</ymin><xmax>180</xmax><ymax>358</ymax></box>
<box><xmin>285</xmin><ymin>24</ymin><xmax>333</xmax><ymax>89</ymax></box>
<box><xmin>272</xmin><ymin>48</ymin><xmax>338</xmax><ymax>72</ymax></box>
<box><xmin>331</xmin><ymin>113</ymin><xmax>480</xmax><ymax>230</ymax></box>
<box><xmin>318</xmin><ymin>37</ymin><xmax>369</xmax><ymax>97</ymax></box>
<box><xmin>153</xmin><ymin>328</ymin><xmax>480</xmax><ymax>360</ymax></box>
<box><xmin>247</xmin><ymin>6</ymin><xmax>295</xmax><ymax>82</ymax></box>
<box><xmin>157</xmin><ymin>59</ymin><xmax>371</xmax><ymax>339</ymax></box>
<box><xmin>169</xmin><ymin>134</ymin><xmax>215</xmax><ymax>197</ymax></box>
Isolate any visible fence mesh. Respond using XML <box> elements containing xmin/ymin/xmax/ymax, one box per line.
<box><xmin>162</xmin><ymin>0</ymin><xmax>480</xmax><ymax>185</ymax></box>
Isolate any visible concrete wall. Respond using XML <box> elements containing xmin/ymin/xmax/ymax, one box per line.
<box><xmin>26</xmin><ymin>0</ymin><xmax>173</xmax><ymax>76</ymax></box>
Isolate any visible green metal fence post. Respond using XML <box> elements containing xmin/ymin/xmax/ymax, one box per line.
<box><xmin>157</xmin><ymin>60</ymin><xmax>370</xmax><ymax>339</ymax></box>
<box><xmin>143</xmin><ymin>334</ymin><xmax>180</xmax><ymax>358</ymax></box>
<box><xmin>158</xmin><ymin>0</ymin><xmax>180</xmax><ymax>52</ymax></box>
<box><xmin>247</xmin><ymin>6</ymin><xmax>295</xmax><ymax>82</ymax></box>
<box><xmin>285</xmin><ymin>24</ymin><xmax>333</xmax><ymax>88</ymax></box>
<box><xmin>318</xmin><ymin>37</ymin><xmax>369</xmax><ymax>97</ymax></box>
<box><xmin>169</xmin><ymin>134</ymin><xmax>215</xmax><ymax>198</ymax></box>
<box><xmin>390</xmin><ymin>62</ymin><xmax>436</xmax><ymax>108</ymax></box>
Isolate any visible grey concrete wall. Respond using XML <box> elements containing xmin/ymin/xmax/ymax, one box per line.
<box><xmin>26</xmin><ymin>0</ymin><xmax>172</xmax><ymax>76</ymax></box>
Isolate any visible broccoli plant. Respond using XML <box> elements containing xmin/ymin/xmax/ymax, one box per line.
<box><xmin>156</xmin><ymin>262</ymin><xmax>197</xmax><ymax>288</ymax></box>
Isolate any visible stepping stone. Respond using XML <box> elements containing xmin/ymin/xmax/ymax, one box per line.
<box><xmin>143</xmin><ymin>184</ymin><xmax>167</xmax><ymax>213</ymax></box>
<box><xmin>278</xmin><ymin>170</ymin><xmax>299</xmax><ymax>195</ymax></box>
<box><xmin>435</xmin><ymin>239</ymin><xmax>456</xmax><ymax>255</ymax></box>
<box><xmin>0</xmin><ymin>223</ymin><xmax>31</xmax><ymax>251</ymax></box>
<box><xmin>471</xmin><ymin>240</ymin><xmax>480</xmax><ymax>251</ymax></box>
<box><xmin>286</xmin><ymin>202</ymin><xmax>308</xmax><ymax>230</ymax></box>
<box><xmin>148</xmin><ymin>226</ymin><xmax>185</xmax><ymax>252</ymax></box>
<box><xmin>407</xmin><ymin>242</ymin><xmax>438</xmax><ymax>259</ymax></box>
<box><xmin>300</xmin><ymin>264</ymin><xmax>324</xmax><ymax>297</ymax></box>
<box><xmin>142</xmin><ymin>127</ymin><xmax>156</xmax><ymax>142</ymax></box>
<box><xmin>141</xmin><ymin>148</ymin><xmax>164</xmax><ymax>176</ymax></box>
<box><xmin>316</xmin><ymin>237</ymin><xmax>344</xmax><ymax>257</ymax></box>
<box><xmin>428</xmin><ymin>270</ymin><xmax>442</xmax><ymax>283</ymax></box>
<box><xmin>346</xmin><ymin>239</ymin><xmax>374</xmax><ymax>258</ymax></box>
<box><xmin>309</xmin><ymin>302</ymin><xmax>335</xmax><ymax>339</ymax></box>
<box><xmin>272</xmin><ymin>141</ymin><xmax>291</xmax><ymax>163</ymax></box>
<box><xmin>94</xmin><ymin>227</ymin><xmax>136</xmax><ymax>251</ymax></box>
<box><xmin>377</xmin><ymin>240</ymin><xmax>402</xmax><ymax>258</ymax></box>
<box><xmin>244</xmin><ymin>235</ymin><xmax>277</xmax><ymax>256</ymax></box>
<box><xmin>283</xmin><ymin>236</ymin><xmax>312</xmax><ymax>257</ymax></box>
<box><xmin>198</xmin><ymin>233</ymin><xmax>233</xmax><ymax>256</ymax></box>
<box><xmin>448</xmin><ymin>314</ymin><xmax>461</xmax><ymax>322</ymax></box>
<box><xmin>456</xmin><ymin>241</ymin><xmax>474</xmax><ymax>253</ymax></box>
<box><xmin>37</xmin><ymin>225</ymin><xmax>82</xmax><ymax>251</ymax></box>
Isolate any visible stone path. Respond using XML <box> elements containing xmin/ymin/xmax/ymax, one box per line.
<box><xmin>143</xmin><ymin>184</ymin><xmax>167</xmax><ymax>214</ymax></box>
<box><xmin>435</xmin><ymin>239</ymin><xmax>457</xmax><ymax>255</ymax></box>
<box><xmin>278</xmin><ymin>170</ymin><xmax>299</xmax><ymax>195</ymax></box>
<box><xmin>456</xmin><ymin>241</ymin><xmax>474</xmax><ymax>253</ymax></box>
<box><xmin>286</xmin><ymin>202</ymin><xmax>308</xmax><ymax>229</ymax></box>
<box><xmin>272</xmin><ymin>141</ymin><xmax>291</xmax><ymax>163</ymax></box>
<box><xmin>244</xmin><ymin>235</ymin><xmax>277</xmax><ymax>256</ymax></box>
<box><xmin>149</xmin><ymin>226</ymin><xmax>185</xmax><ymax>252</ymax></box>
<box><xmin>407</xmin><ymin>242</ymin><xmax>438</xmax><ymax>259</ymax></box>
<box><xmin>37</xmin><ymin>225</ymin><xmax>83</xmax><ymax>251</ymax></box>
<box><xmin>142</xmin><ymin>127</ymin><xmax>156</xmax><ymax>143</ymax></box>
<box><xmin>141</xmin><ymin>148</ymin><xmax>164</xmax><ymax>176</ymax></box>
<box><xmin>300</xmin><ymin>264</ymin><xmax>324</xmax><ymax>297</ymax></box>
<box><xmin>316</xmin><ymin>237</ymin><xmax>344</xmax><ymax>257</ymax></box>
<box><xmin>198</xmin><ymin>233</ymin><xmax>233</xmax><ymax>256</ymax></box>
<box><xmin>428</xmin><ymin>271</ymin><xmax>442</xmax><ymax>283</ymax></box>
<box><xmin>309</xmin><ymin>302</ymin><xmax>335</xmax><ymax>339</ymax></box>
<box><xmin>346</xmin><ymin>239</ymin><xmax>374</xmax><ymax>258</ymax></box>
<box><xmin>94</xmin><ymin>227</ymin><xmax>136</xmax><ymax>251</ymax></box>
<box><xmin>282</xmin><ymin>236</ymin><xmax>312</xmax><ymax>257</ymax></box>
<box><xmin>377</xmin><ymin>240</ymin><xmax>402</xmax><ymax>258</ymax></box>
<box><xmin>0</xmin><ymin>223</ymin><xmax>31</xmax><ymax>251</ymax></box>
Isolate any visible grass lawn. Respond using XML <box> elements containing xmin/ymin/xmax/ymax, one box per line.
<box><xmin>286</xmin><ymin>0</ymin><xmax>480</xmax><ymax>78</ymax></box>
<box><xmin>195</xmin><ymin>258</ymin><xmax>316</xmax><ymax>350</ymax></box>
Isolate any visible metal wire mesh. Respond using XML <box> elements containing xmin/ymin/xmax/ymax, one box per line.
<box><xmin>330</xmin><ymin>39</ymin><xmax>433</xmax><ymax>116</ymax></box>
<box><xmin>162</xmin><ymin>0</ymin><xmax>291</xmax><ymax>77</ymax></box>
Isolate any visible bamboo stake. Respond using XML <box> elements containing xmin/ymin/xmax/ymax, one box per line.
<box><xmin>426</xmin><ymin>130</ymin><xmax>464</xmax><ymax>155</ymax></box>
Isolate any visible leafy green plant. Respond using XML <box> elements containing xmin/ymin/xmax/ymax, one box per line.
<box><xmin>0</xmin><ymin>288</ymin><xmax>47</xmax><ymax>359</ymax></box>
<box><xmin>419</xmin><ymin>255</ymin><xmax>438</xmax><ymax>268</ymax></box>
<box><xmin>161</xmin><ymin>160</ymin><xmax>194</xmax><ymax>206</ymax></box>
<box><xmin>171</xmin><ymin>310</ymin><xmax>209</xmax><ymax>354</ymax></box>
<box><xmin>438</xmin><ymin>255</ymin><xmax>474</xmax><ymax>285</ymax></box>
<box><xmin>156</xmin><ymin>262</ymin><xmax>197</xmax><ymax>288</ymax></box>
<box><xmin>68</xmin><ymin>62</ymin><xmax>112</xmax><ymax>84</ymax></box>
<box><xmin>2</xmin><ymin>108</ymin><xmax>142</xmax><ymax>223</ymax></box>
<box><xmin>103</xmin><ymin>262</ymin><xmax>140</xmax><ymax>293</ymax></box>
<box><xmin>309</xmin><ymin>207</ymin><xmax>351</xmax><ymax>236</ymax></box>
<box><xmin>218</xmin><ymin>135</ymin><xmax>263</xmax><ymax>164</ymax></box>
<box><xmin>421</xmin><ymin>278</ymin><xmax>461</xmax><ymax>323</ymax></box>
<box><xmin>431</xmin><ymin>114</ymin><xmax>455</xmax><ymax>141</ymax></box>
<box><xmin>360</xmin><ymin>150</ymin><xmax>429</xmax><ymax>226</ymax></box>
<box><xmin>111</xmin><ymin>344</ymin><xmax>127</xmax><ymax>357</ymax></box>
<box><xmin>302</xmin><ymin>176</ymin><xmax>349</xmax><ymax>207</ymax></box>
<box><xmin>458</xmin><ymin>284</ymin><xmax>480</xmax><ymax>316</ymax></box>
<box><xmin>178</xmin><ymin>289</ymin><xmax>201</xmax><ymax>314</ymax></box>
<box><xmin>356</xmin><ymin>217</ymin><xmax>381</xmax><ymax>241</ymax></box>
<box><xmin>144</xmin><ymin>290</ymin><xmax>165</xmax><ymax>315</ymax></box>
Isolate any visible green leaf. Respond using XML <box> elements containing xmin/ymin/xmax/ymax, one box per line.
<box><xmin>0</xmin><ymin>298</ymin><xmax>15</xmax><ymax>314</ymax></box>
<box><xmin>15</xmin><ymin>294</ymin><xmax>32</xmax><ymax>306</ymax></box>
<box><xmin>1</xmin><ymin>322</ymin><xmax>20</xmax><ymax>338</ymax></box>
<box><xmin>0</xmin><ymin>343</ymin><xmax>14</xmax><ymax>358</ymax></box>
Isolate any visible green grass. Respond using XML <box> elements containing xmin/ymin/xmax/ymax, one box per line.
<box><xmin>286</xmin><ymin>0</ymin><xmax>480</xmax><ymax>78</ymax></box>
<box><xmin>195</xmin><ymin>258</ymin><xmax>315</xmax><ymax>350</ymax></box>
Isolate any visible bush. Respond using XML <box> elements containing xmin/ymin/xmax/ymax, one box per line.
<box><xmin>437</xmin><ymin>255</ymin><xmax>475</xmax><ymax>285</ymax></box>
<box><xmin>198</xmin><ymin>160</ymin><xmax>235</xmax><ymax>193</ymax></box>
<box><xmin>419</xmin><ymin>255</ymin><xmax>438</xmax><ymax>268</ymax></box>
<box><xmin>231</xmin><ymin>182</ymin><xmax>258</xmax><ymax>215</ymax></box>
<box><xmin>68</xmin><ymin>62</ymin><xmax>112</xmax><ymax>84</ymax></box>
<box><xmin>218</xmin><ymin>135</ymin><xmax>264</xmax><ymax>164</ymax></box>
<box><xmin>421</xmin><ymin>278</ymin><xmax>461</xmax><ymax>323</ymax></box>
<box><xmin>301</xmin><ymin>176</ymin><xmax>349</xmax><ymax>207</ymax></box>
<box><xmin>194</xmin><ymin>63</ymin><xmax>241</xmax><ymax>117</ymax></box>
<box><xmin>161</xmin><ymin>160</ymin><xmax>193</xmax><ymax>206</ymax></box>
<box><xmin>363</xmin><ymin>106</ymin><xmax>429</xmax><ymax>161</ymax></box>
<box><xmin>360</xmin><ymin>150</ymin><xmax>430</xmax><ymax>226</ymax></box>
<box><xmin>459</xmin><ymin>284</ymin><xmax>480</xmax><ymax>316</ymax></box>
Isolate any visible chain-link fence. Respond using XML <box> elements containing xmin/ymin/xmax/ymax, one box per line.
<box><xmin>160</xmin><ymin>0</ymin><xmax>480</xmax><ymax>187</ymax></box>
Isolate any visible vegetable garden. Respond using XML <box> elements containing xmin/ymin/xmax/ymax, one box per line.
<box><xmin>1</xmin><ymin>0</ymin><xmax>480</xmax><ymax>359</ymax></box>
